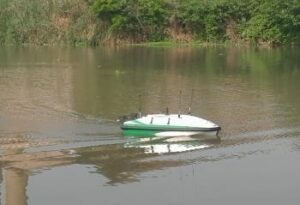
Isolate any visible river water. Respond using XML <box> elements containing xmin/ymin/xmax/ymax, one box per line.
<box><xmin>0</xmin><ymin>46</ymin><xmax>299</xmax><ymax>205</ymax></box>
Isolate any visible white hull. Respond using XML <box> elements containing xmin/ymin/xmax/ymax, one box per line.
<box><xmin>122</xmin><ymin>114</ymin><xmax>221</xmax><ymax>132</ymax></box>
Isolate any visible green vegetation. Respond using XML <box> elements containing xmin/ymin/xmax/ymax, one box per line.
<box><xmin>0</xmin><ymin>0</ymin><xmax>299</xmax><ymax>46</ymax></box>
<box><xmin>0</xmin><ymin>0</ymin><xmax>102</xmax><ymax>45</ymax></box>
<box><xmin>92</xmin><ymin>0</ymin><xmax>169</xmax><ymax>41</ymax></box>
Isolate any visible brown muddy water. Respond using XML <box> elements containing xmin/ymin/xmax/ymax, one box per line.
<box><xmin>0</xmin><ymin>46</ymin><xmax>299</xmax><ymax>205</ymax></box>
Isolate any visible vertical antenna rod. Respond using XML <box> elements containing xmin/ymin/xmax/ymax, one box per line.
<box><xmin>138</xmin><ymin>94</ymin><xmax>142</xmax><ymax>117</ymax></box>
<box><xmin>178</xmin><ymin>90</ymin><xmax>182</xmax><ymax>117</ymax></box>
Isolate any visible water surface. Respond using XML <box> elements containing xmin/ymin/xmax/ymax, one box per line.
<box><xmin>0</xmin><ymin>46</ymin><xmax>300</xmax><ymax>205</ymax></box>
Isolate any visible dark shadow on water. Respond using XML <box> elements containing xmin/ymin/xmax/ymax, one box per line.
<box><xmin>74</xmin><ymin>134</ymin><xmax>221</xmax><ymax>185</ymax></box>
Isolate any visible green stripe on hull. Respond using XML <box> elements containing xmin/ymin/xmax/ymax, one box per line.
<box><xmin>123</xmin><ymin>120</ymin><xmax>220</xmax><ymax>132</ymax></box>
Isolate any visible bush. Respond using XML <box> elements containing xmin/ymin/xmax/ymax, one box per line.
<box><xmin>92</xmin><ymin>0</ymin><xmax>169</xmax><ymax>41</ymax></box>
<box><xmin>243</xmin><ymin>0</ymin><xmax>300</xmax><ymax>44</ymax></box>
<box><xmin>0</xmin><ymin>0</ymin><xmax>299</xmax><ymax>45</ymax></box>
<box><xmin>0</xmin><ymin>0</ymin><xmax>101</xmax><ymax>45</ymax></box>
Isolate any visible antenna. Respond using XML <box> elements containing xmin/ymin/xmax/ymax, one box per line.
<box><xmin>138</xmin><ymin>94</ymin><xmax>142</xmax><ymax>117</ymax></box>
<box><xmin>178</xmin><ymin>90</ymin><xmax>182</xmax><ymax>117</ymax></box>
<box><xmin>188</xmin><ymin>89</ymin><xmax>194</xmax><ymax>114</ymax></box>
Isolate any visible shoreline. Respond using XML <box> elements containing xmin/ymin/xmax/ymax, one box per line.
<box><xmin>1</xmin><ymin>40</ymin><xmax>299</xmax><ymax>48</ymax></box>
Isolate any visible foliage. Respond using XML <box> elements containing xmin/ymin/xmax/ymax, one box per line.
<box><xmin>0</xmin><ymin>0</ymin><xmax>299</xmax><ymax>45</ymax></box>
<box><xmin>173</xmin><ymin>0</ymin><xmax>300</xmax><ymax>44</ymax></box>
<box><xmin>92</xmin><ymin>0</ymin><xmax>168</xmax><ymax>41</ymax></box>
<box><xmin>0</xmin><ymin>0</ymin><xmax>102</xmax><ymax>45</ymax></box>
<box><xmin>242</xmin><ymin>0</ymin><xmax>300</xmax><ymax>44</ymax></box>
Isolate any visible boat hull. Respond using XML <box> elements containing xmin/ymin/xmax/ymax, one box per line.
<box><xmin>121</xmin><ymin>114</ymin><xmax>221</xmax><ymax>137</ymax></box>
<box><xmin>122</xmin><ymin>129</ymin><xmax>219</xmax><ymax>138</ymax></box>
<box><xmin>121</xmin><ymin>125</ymin><xmax>221</xmax><ymax>132</ymax></box>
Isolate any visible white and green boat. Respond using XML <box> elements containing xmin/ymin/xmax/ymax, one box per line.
<box><xmin>121</xmin><ymin>114</ymin><xmax>221</xmax><ymax>137</ymax></box>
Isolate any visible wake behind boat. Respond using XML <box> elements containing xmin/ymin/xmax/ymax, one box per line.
<box><xmin>121</xmin><ymin>113</ymin><xmax>221</xmax><ymax>137</ymax></box>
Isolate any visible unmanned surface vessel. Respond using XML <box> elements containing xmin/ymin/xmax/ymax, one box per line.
<box><xmin>121</xmin><ymin>113</ymin><xmax>221</xmax><ymax>137</ymax></box>
<box><xmin>121</xmin><ymin>90</ymin><xmax>221</xmax><ymax>137</ymax></box>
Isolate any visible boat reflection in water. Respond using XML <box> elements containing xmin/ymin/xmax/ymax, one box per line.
<box><xmin>123</xmin><ymin>130</ymin><xmax>221</xmax><ymax>154</ymax></box>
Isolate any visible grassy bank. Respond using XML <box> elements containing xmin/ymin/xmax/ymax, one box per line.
<box><xmin>0</xmin><ymin>0</ymin><xmax>299</xmax><ymax>46</ymax></box>
<box><xmin>0</xmin><ymin>0</ymin><xmax>103</xmax><ymax>46</ymax></box>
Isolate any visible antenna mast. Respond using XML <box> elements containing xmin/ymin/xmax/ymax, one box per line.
<box><xmin>178</xmin><ymin>90</ymin><xmax>182</xmax><ymax>117</ymax></box>
<box><xmin>138</xmin><ymin>94</ymin><xmax>142</xmax><ymax>117</ymax></box>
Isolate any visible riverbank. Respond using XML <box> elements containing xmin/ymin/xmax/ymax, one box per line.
<box><xmin>0</xmin><ymin>0</ymin><xmax>299</xmax><ymax>47</ymax></box>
